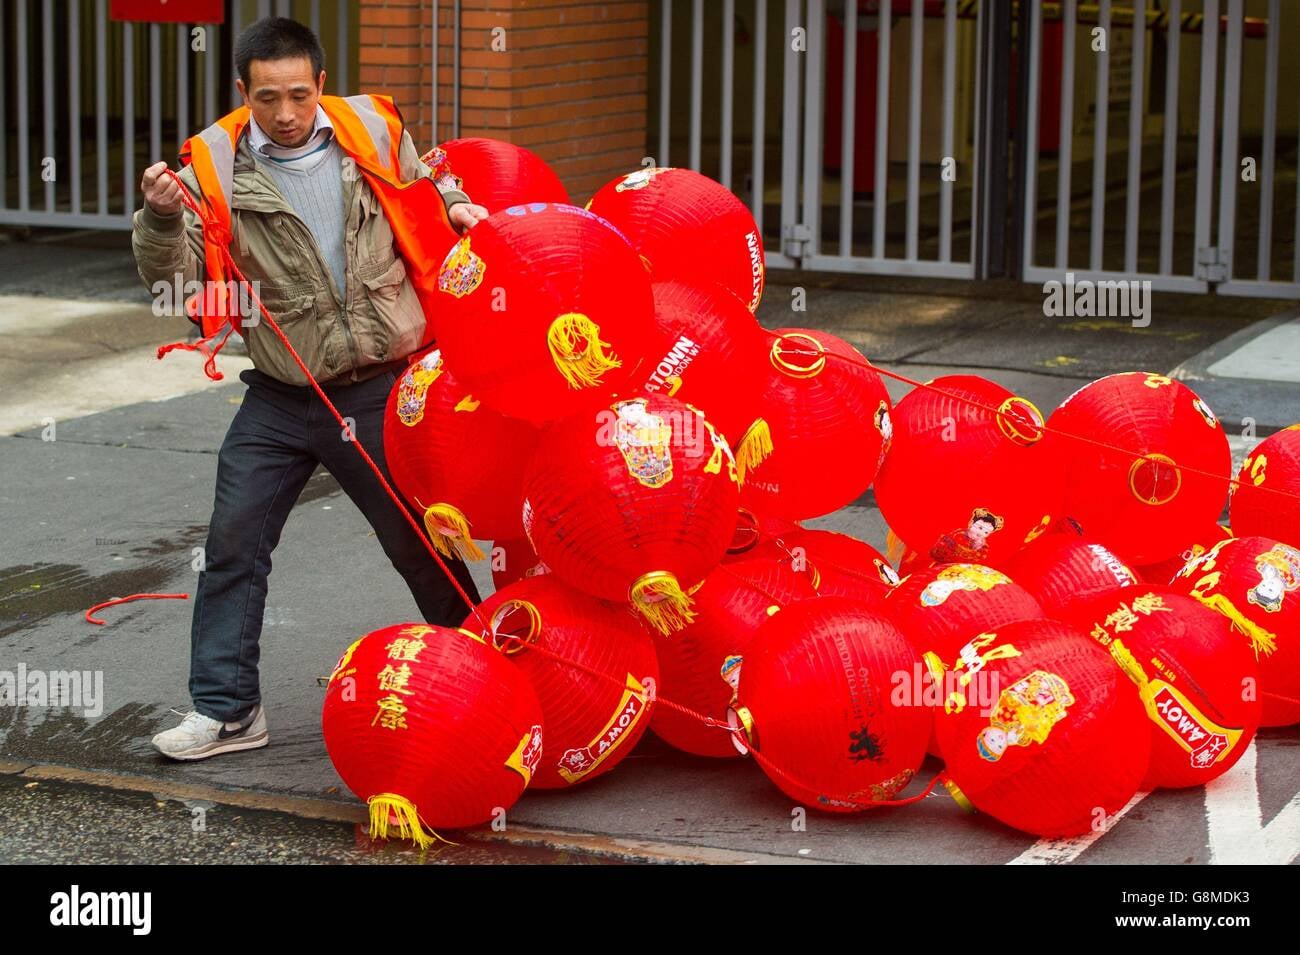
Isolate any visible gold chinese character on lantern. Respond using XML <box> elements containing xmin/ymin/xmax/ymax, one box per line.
<box><xmin>376</xmin><ymin>663</ymin><xmax>415</xmax><ymax>696</ymax></box>
<box><xmin>386</xmin><ymin>636</ymin><xmax>429</xmax><ymax>662</ymax></box>
<box><xmin>1131</xmin><ymin>592</ymin><xmax>1172</xmax><ymax>616</ymax></box>
<box><xmin>1104</xmin><ymin>603</ymin><xmax>1140</xmax><ymax>633</ymax></box>
<box><xmin>372</xmin><ymin>693</ymin><xmax>410</xmax><ymax>730</ymax></box>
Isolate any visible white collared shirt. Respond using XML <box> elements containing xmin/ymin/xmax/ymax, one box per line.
<box><xmin>247</xmin><ymin>104</ymin><xmax>334</xmax><ymax>161</ymax></box>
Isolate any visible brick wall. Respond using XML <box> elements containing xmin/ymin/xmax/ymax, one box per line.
<box><xmin>359</xmin><ymin>0</ymin><xmax>649</xmax><ymax>205</ymax></box>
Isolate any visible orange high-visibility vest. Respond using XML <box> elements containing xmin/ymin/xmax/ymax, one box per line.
<box><xmin>179</xmin><ymin>93</ymin><xmax>456</xmax><ymax>340</ymax></box>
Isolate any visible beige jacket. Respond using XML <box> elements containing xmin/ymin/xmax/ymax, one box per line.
<box><xmin>131</xmin><ymin>127</ymin><xmax>468</xmax><ymax>385</ymax></box>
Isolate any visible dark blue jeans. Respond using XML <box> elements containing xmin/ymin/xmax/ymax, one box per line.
<box><xmin>189</xmin><ymin>367</ymin><xmax>481</xmax><ymax>722</ymax></box>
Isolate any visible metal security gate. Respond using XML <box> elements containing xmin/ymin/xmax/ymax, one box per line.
<box><xmin>653</xmin><ymin>0</ymin><xmax>986</xmax><ymax>276</ymax></box>
<box><xmin>1020</xmin><ymin>0</ymin><xmax>1300</xmax><ymax>298</ymax></box>
<box><xmin>0</xmin><ymin>0</ymin><xmax>355</xmax><ymax>230</ymax></box>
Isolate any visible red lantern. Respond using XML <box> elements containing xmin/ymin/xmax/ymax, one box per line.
<box><xmin>728</xmin><ymin>598</ymin><xmax>931</xmax><ymax>811</ymax></box>
<box><xmin>1168</xmin><ymin>535</ymin><xmax>1300</xmax><ymax>726</ymax></box>
<box><xmin>1231</xmin><ymin>424</ymin><xmax>1300</xmax><ymax>549</ymax></box>
<box><xmin>737</xmin><ymin>328</ymin><xmax>892</xmax><ymax>520</ymax></box>
<box><xmin>586</xmin><ymin>166</ymin><xmax>767</xmax><ymax>313</ymax></box>
<box><xmin>999</xmin><ymin>532</ymin><xmax>1140</xmax><ymax>618</ymax></box>
<box><xmin>321</xmin><ymin>623</ymin><xmax>543</xmax><ymax>844</ymax></box>
<box><xmin>1064</xmin><ymin>589</ymin><xmax>1260</xmax><ymax>789</ymax></box>
<box><xmin>489</xmin><ymin>536</ymin><xmax>550</xmax><ymax>592</ymax></box>
<box><xmin>652</xmin><ymin>553</ymin><xmax>812</xmax><ymax>757</ymax></box>
<box><xmin>875</xmin><ymin>375</ymin><xmax>1065</xmax><ymax>566</ymax></box>
<box><xmin>422</xmin><ymin>137</ymin><xmax>570</xmax><ymax>214</ymax></box>
<box><xmin>1135</xmin><ymin>523</ymin><xmax>1232</xmax><ymax>585</ymax></box>
<box><xmin>465</xmin><ymin>577</ymin><xmax>659</xmax><ymax>789</ymax></box>
<box><xmin>522</xmin><ymin>393</ymin><xmax>740</xmax><ymax>634</ymax></box>
<box><xmin>431</xmin><ymin>202</ymin><xmax>666</xmax><ymax>424</ymax></box>
<box><xmin>639</xmin><ymin>280</ymin><xmax>768</xmax><ymax>445</ymax></box>
<box><xmin>930</xmin><ymin>618</ymin><xmax>1150</xmax><ymax>838</ymax></box>
<box><xmin>1046</xmin><ymin>372</ymin><xmax>1232</xmax><ymax>563</ymax></box>
<box><xmin>385</xmin><ymin>346</ymin><xmax>538</xmax><ymax>559</ymax></box>
<box><xmin>886</xmin><ymin>563</ymin><xmax>1044</xmax><ymax>757</ymax></box>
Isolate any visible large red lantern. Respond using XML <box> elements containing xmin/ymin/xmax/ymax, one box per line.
<box><xmin>1046</xmin><ymin>372</ymin><xmax>1232</xmax><ymax>563</ymax></box>
<box><xmin>1230</xmin><ymin>424</ymin><xmax>1300</xmax><ymax>549</ymax></box>
<box><xmin>737</xmin><ymin>328</ymin><xmax>892</xmax><ymax>520</ymax></box>
<box><xmin>465</xmin><ymin>577</ymin><xmax>659</xmax><ymax>789</ymax></box>
<box><xmin>1064</xmin><ymin>589</ymin><xmax>1260</xmax><ymax>789</ymax></box>
<box><xmin>638</xmin><ymin>280</ymin><xmax>768</xmax><ymax>445</ymax></box>
<box><xmin>522</xmin><ymin>393</ymin><xmax>740</xmax><ymax>634</ymax></box>
<box><xmin>875</xmin><ymin>375</ymin><xmax>1065</xmax><ymax>565</ymax></box>
<box><xmin>1169</xmin><ymin>535</ymin><xmax>1300</xmax><ymax>726</ymax></box>
<box><xmin>930</xmin><ymin>618</ymin><xmax>1150</xmax><ymax>838</ymax></box>
<box><xmin>431</xmin><ymin>202</ymin><xmax>666</xmax><ymax>424</ymax></box>
<box><xmin>728</xmin><ymin>598</ymin><xmax>931</xmax><ymax>811</ymax></box>
<box><xmin>321</xmin><ymin>623</ymin><xmax>543</xmax><ymax>845</ymax></box>
<box><xmin>385</xmin><ymin>346</ymin><xmax>538</xmax><ymax>559</ymax></box>
<box><xmin>1135</xmin><ymin>523</ymin><xmax>1232</xmax><ymax>585</ymax></box>
<box><xmin>999</xmin><ymin>532</ymin><xmax>1140</xmax><ymax>618</ymax></box>
<box><xmin>651</xmin><ymin>553</ymin><xmax>812</xmax><ymax>758</ymax></box>
<box><xmin>586</xmin><ymin>166</ymin><xmax>766</xmax><ymax>313</ymax></box>
<box><xmin>422</xmin><ymin>137</ymin><xmax>570</xmax><ymax>214</ymax></box>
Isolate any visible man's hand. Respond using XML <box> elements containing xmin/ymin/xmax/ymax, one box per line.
<box><xmin>141</xmin><ymin>161</ymin><xmax>184</xmax><ymax>217</ymax></box>
<box><xmin>449</xmin><ymin>202</ymin><xmax>489</xmax><ymax>233</ymax></box>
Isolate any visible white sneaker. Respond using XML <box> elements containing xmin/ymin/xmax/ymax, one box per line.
<box><xmin>152</xmin><ymin>704</ymin><xmax>269</xmax><ymax>761</ymax></box>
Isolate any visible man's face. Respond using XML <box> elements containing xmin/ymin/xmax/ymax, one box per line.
<box><xmin>236</xmin><ymin>56</ymin><xmax>324</xmax><ymax>148</ymax></box>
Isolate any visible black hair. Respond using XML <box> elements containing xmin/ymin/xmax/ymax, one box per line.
<box><xmin>234</xmin><ymin>16</ymin><xmax>325</xmax><ymax>90</ymax></box>
<box><xmin>972</xmin><ymin>515</ymin><xmax>998</xmax><ymax>528</ymax></box>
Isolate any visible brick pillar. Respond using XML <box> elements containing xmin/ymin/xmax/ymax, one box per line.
<box><xmin>359</xmin><ymin>0</ymin><xmax>650</xmax><ymax>205</ymax></box>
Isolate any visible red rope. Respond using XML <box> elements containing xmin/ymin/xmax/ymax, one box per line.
<box><xmin>85</xmin><ymin>592</ymin><xmax>189</xmax><ymax>626</ymax></box>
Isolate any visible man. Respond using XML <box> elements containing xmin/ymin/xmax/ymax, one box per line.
<box><xmin>133</xmin><ymin>16</ymin><xmax>488</xmax><ymax>760</ymax></box>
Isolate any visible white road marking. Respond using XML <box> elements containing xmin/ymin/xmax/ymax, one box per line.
<box><xmin>1207</xmin><ymin>318</ymin><xmax>1300</xmax><ymax>383</ymax></box>
<box><xmin>1005</xmin><ymin>790</ymin><xmax>1149</xmax><ymax>865</ymax></box>
<box><xmin>1205</xmin><ymin>740</ymin><xmax>1300</xmax><ymax>865</ymax></box>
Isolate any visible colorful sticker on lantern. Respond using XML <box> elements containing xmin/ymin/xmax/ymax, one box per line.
<box><xmin>874</xmin><ymin>558</ymin><xmax>902</xmax><ymax>587</ymax></box>
<box><xmin>611</xmin><ymin>398</ymin><xmax>674</xmax><ymax>488</ymax></box>
<box><xmin>976</xmin><ymin>670</ymin><xmax>1075</xmax><ymax>762</ymax></box>
<box><xmin>437</xmin><ymin>235</ymin><xmax>485</xmax><ymax>298</ymax></box>
<box><xmin>614</xmin><ymin>167</ymin><xmax>671</xmax><ymax>192</ymax></box>
<box><xmin>874</xmin><ymin>400</ymin><xmax>894</xmax><ymax>446</ymax></box>
<box><xmin>644</xmin><ymin>335</ymin><xmax>701</xmax><ymax>395</ymax></box>
<box><xmin>721</xmin><ymin>654</ymin><xmax>743</xmax><ymax>696</ymax></box>
<box><xmin>919</xmin><ymin>564</ymin><xmax>1011</xmax><ymax>607</ymax></box>
<box><xmin>505</xmin><ymin>724</ymin><xmax>544</xmax><ymax>786</ymax></box>
<box><xmin>816</xmin><ymin>768</ymin><xmax>915</xmax><ymax>809</ymax></box>
<box><xmin>1148</xmin><ymin>683</ymin><xmax>1241</xmax><ymax>769</ymax></box>
<box><xmin>556</xmin><ymin>676</ymin><xmax>649</xmax><ymax>784</ymax></box>
<box><xmin>1192</xmin><ymin>397</ymin><xmax>1220</xmax><ymax>428</ymax></box>
<box><xmin>930</xmin><ymin>508</ymin><xmax>1004</xmax><ymax>563</ymax></box>
<box><xmin>1248</xmin><ymin>543</ymin><xmax>1300</xmax><ymax>613</ymax></box>
<box><xmin>395</xmin><ymin>349</ymin><xmax>444</xmax><ymax>427</ymax></box>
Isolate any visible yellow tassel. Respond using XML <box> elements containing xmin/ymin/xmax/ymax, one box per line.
<box><xmin>734</xmin><ymin>418</ymin><xmax>773</xmax><ymax>484</ymax></box>
<box><xmin>547</xmin><ymin>312</ymin><xmax>622</xmax><ymax>390</ymax></box>
<box><xmin>1194</xmin><ymin>592</ymin><xmax>1278</xmax><ymax>657</ymax></box>
<box><xmin>631</xmin><ymin>572</ymin><xmax>697</xmax><ymax>635</ymax></box>
<box><xmin>885</xmin><ymin>528</ymin><xmax>907</xmax><ymax>567</ymax></box>
<box><xmin>366</xmin><ymin>793</ymin><xmax>449</xmax><ymax>849</ymax></box>
<box><xmin>422</xmin><ymin>503</ymin><xmax>487</xmax><ymax>562</ymax></box>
